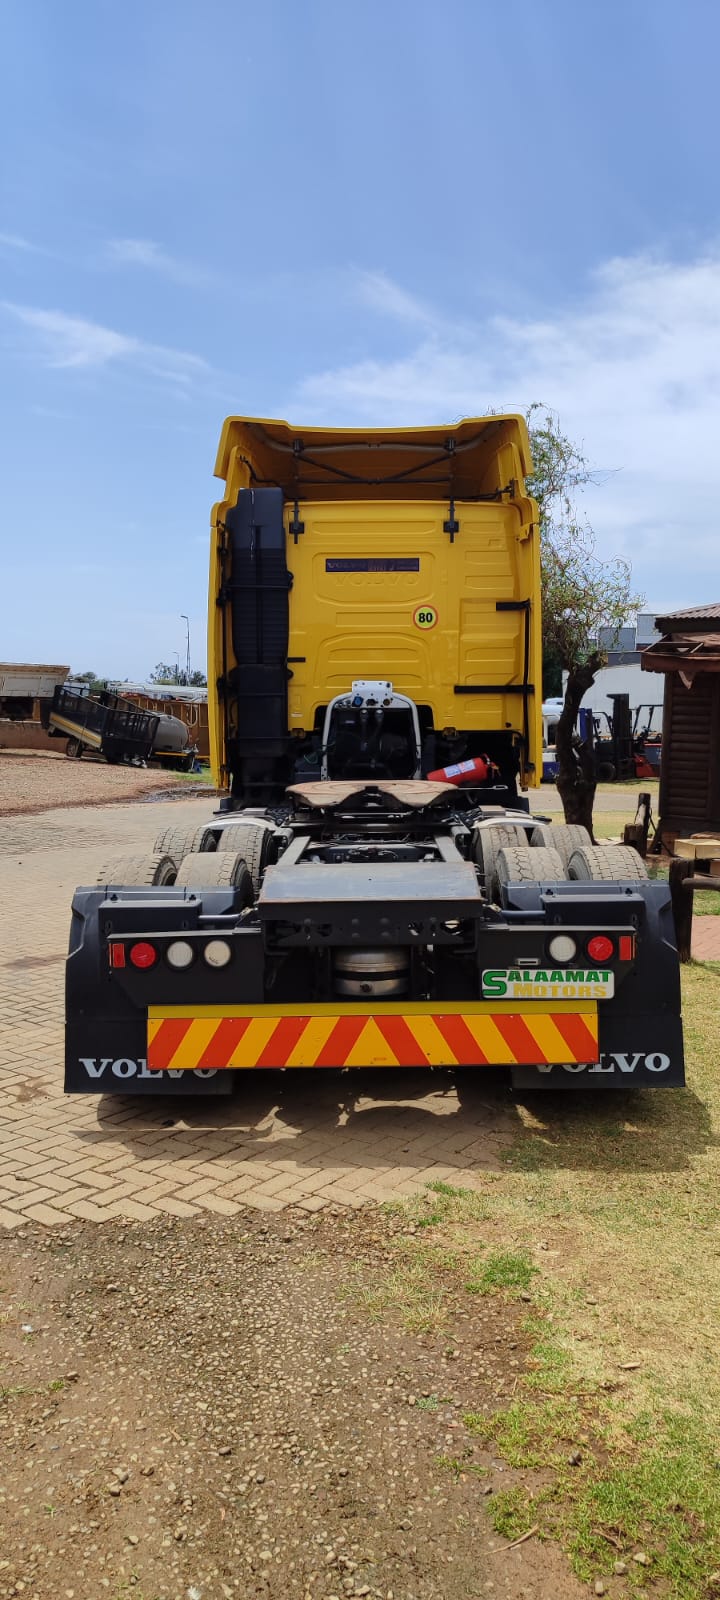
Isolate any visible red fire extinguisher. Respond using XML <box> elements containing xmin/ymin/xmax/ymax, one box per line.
<box><xmin>427</xmin><ymin>755</ymin><xmax>497</xmax><ymax>787</ymax></box>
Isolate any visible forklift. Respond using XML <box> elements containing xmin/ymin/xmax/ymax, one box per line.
<box><xmin>588</xmin><ymin>694</ymin><xmax>662</xmax><ymax>782</ymax></box>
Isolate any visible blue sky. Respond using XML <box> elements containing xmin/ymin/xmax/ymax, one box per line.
<box><xmin>2</xmin><ymin>0</ymin><xmax>720</xmax><ymax>679</ymax></box>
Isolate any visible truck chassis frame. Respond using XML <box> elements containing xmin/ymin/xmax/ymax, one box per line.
<box><xmin>66</xmin><ymin>782</ymin><xmax>684</xmax><ymax>1095</ymax></box>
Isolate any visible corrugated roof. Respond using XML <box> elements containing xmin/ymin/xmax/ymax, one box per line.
<box><xmin>642</xmin><ymin>632</ymin><xmax>720</xmax><ymax>675</ymax></box>
<box><xmin>656</xmin><ymin>603</ymin><xmax>720</xmax><ymax>626</ymax></box>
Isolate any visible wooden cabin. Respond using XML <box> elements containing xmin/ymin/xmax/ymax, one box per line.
<box><xmin>641</xmin><ymin>604</ymin><xmax>720</xmax><ymax>850</ymax></box>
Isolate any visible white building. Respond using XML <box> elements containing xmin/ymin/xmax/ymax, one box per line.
<box><xmin>561</xmin><ymin>612</ymin><xmax>664</xmax><ymax>734</ymax></box>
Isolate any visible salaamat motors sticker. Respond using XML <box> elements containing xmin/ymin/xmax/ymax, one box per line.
<box><xmin>482</xmin><ymin>968</ymin><xmax>615</xmax><ymax>999</ymax></box>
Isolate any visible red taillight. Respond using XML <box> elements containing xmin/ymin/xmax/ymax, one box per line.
<box><xmin>587</xmin><ymin>934</ymin><xmax>614</xmax><ymax>963</ymax></box>
<box><xmin>619</xmin><ymin>934</ymin><xmax>635</xmax><ymax>962</ymax></box>
<box><xmin>129</xmin><ymin>941</ymin><xmax>157</xmax><ymax>969</ymax></box>
<box><xmin>110</xmin><ymin>943</ymin><xmax>126</xmax><ymax>969</ymax></box>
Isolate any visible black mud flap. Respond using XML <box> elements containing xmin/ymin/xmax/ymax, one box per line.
<box><xmin>511</xmin><ymin>1012</ymin><xmax>685</xmax><ymax>1089</ymax></box>
<box><xmin>65</xmin><ymin>1023</ymin><xmax>234</xmax><ymax>1095</ymax></box>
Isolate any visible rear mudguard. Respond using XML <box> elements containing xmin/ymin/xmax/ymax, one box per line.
<box><xmin>65</xmin><ymin>889</ymin><xmax>235</xmax><ymax>1095</ymax></box>
<box><xmin>505</xmin><ymin>878</ymin><xmax>684</xmax><ymax>1087</ymax></box>
<box><xmin>65</xmin><ymin>1022</ymin><xmax>232</xmax><ymax>1094</ymax></box>
<box><xmin>511</xmin><ymin>1011</ymin><xmax>684</xmax><ymax>1088</ymax></box>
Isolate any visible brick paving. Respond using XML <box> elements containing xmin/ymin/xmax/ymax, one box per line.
<box><xmin>690</xmin><ymin>915</ymin><xmax>720</xmax><ymax>961</ymax></box>
<box><xmin>0</xmin><ymin>798</ymin><xmax>511</xmax><ymax>1226</ymax></box>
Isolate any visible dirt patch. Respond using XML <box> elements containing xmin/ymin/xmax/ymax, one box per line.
<box><xmin>0</xmin><ymin>1208</ymin><xmax>585</xmax><ymax>1600</ymax></box>
<box><xmin>0</xmin><ymin>750</ymin><xmax>187</xmax><ymax>817</ymax></box>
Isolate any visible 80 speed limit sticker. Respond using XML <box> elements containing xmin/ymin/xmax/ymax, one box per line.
<box><xmin>413</xmin><ymin>605</ymin><xmax>437</xmax><ymax>630</ymax></box>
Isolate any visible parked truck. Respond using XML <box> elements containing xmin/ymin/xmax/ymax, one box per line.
<box><xmin>44</xmin><ymin>683</ymin><xmax>198</xmax><ymax>769</ymax></box>
<box><xmin>65</xmin><ymin>415</ymin><xmax>684</xmax><ymax>1095</ymax></box>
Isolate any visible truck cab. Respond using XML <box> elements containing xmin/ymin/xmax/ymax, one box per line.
<box><xmin>208</xmin><ymin>416</ymin><xmax>541</xmax><ymax>809</ymax></box>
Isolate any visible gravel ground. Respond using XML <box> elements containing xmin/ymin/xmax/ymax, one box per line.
<box><xmin>0</xmin><ymin>750</ymin><xmax>202</xmax><ymax>817</ymax></box>
<box><xmin>0</xmin><ymin>1209</ymin><xmax>585</xmax><ymax>1600</ymax></box>
<box><xmin>0</xmin><ymin>749</ymin><xmax>650</xmax><ymax>823</ymax></box>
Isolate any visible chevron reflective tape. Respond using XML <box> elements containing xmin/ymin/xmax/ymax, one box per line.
<box><xmin>147</xmin><ymin>1002</ymin><xmax>598</xmax><ymax>1071</ymax></box>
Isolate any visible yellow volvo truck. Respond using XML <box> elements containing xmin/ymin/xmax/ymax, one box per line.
<box><xmin>65</xmin><ymin>415</ymin><xmax>684</xmax><ymax>1094</ymax></box>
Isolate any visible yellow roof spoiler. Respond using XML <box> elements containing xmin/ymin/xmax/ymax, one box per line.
<box><xmin>214</xmin><ymin>414</ymin><xmax>532</xmax><ymax>502</ymax></box>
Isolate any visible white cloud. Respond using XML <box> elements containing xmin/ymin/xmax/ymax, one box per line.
<box><xmin>106</xmin><ymin>237</ymin><xmax>213</xmax><ymax>288</ymax></box>
<box><xmin>354</xmin><ymin>268</ymin><xmax>435</xmax><ymax>326</ymax></box>
<box><xmin>296</xmin><ymin>253</ymin><xmax>720</xmax><ymax>606</ymax></box>
<box><xmin>0</xmin><ymin>231</ymin><xmax>40</xmax><ymax>252</ymax></box>
<box><xmin>2</xmin><ymin>301</ymin><xmax>207</xmax><ymax>383</ymax></box>
<box><xmin>108</xmin><ymin>238</ymin><xmax>165</xmax><ymax>268</ymax></box>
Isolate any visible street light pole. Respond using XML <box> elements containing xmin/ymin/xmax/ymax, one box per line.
<box><xmin>181</xmin><ymin>615</ymin><xmax>190</xmax><ymax>683</ymax></box>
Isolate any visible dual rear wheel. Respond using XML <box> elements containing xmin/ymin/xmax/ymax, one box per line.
<box><xmin>151</xmin><ymin>819</ymin><xmax>273</xmax><ymax>895</ymax></box>
<box><xmin>94</xmin><ymin>849</ymin><xmax>253</xmax><ymax>905</ymax></box>
<box><xmin>472</xmin><ymin>820</ymin><xmax>647</xmax><ymax>898</ymax></box>
<box><xmin>96</xmin><ymin>817</ymin><xmax>275</xmax><ymax>900</ymax></box>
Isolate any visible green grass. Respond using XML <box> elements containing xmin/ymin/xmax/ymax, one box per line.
<box><xmin>595</xmin><ymin>780</ymin><xmax>660</xmax><ymax>794</ymax></box>
<box><xmin>436</xmin><ymin>1451</ymin><xmax>488</xmax><ymax>1480</ymax></box>
<box><xmin>568</xmin><ymin>1412</ymin><xmax>720</xmax><ymax>1590</ymax></box>
<box><xmin>522</xmin><ymin>1318</ymin><xmax>573</xmax><ymax>1392</ymax></box>
<box><xmin>343</xmin><ymin>1247</ymin><xmax>450</xmax><ymax>1332</ymax></box>
<box><xmin>646</xmin><ymin>859</ymin><xmax>720</xmax><ymax>917</ymax></box>
<box><xmin>465</xmin><ymin>1248</ymin><xmax>537</xmax><ymax>1296</ymax></box>
<box><xmin>463</xmin><ymin>1377</ymin><xmax>720</xmax><ymax>1589</ymax></box>
<box><xmin>169</xmin><ymin>769</ymin><xmax>215</xmax><ymax>786</ymax></box>
<box><xmin>693</xmin><ymin>888</ymin><xmax>720</xmax><ymax>917</ymax></box>
<box><xmin>488</xmin><ymin>1485</ymin><xmax>542</xmax><ymax>1542</ymax></box>
<box><xmin>465</xmin><ymin>1395</ymin><xmax>581</xmax><ymax>1470</ymax></box>
<box><xmin>354</xmin><ymin>964</ymin><xmax>720</xmax><ymax>1595</ymax></box>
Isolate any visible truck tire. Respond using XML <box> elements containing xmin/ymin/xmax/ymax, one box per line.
<box><xmin>213</xmin><ymin>822</ymin><xmax>274</xmax><ymax>891</ymax></box>
<box><xmin>472</xmin><ymin>823</ymin><xmax>529</xmax><ymax>893</ymax></box>
<box><xmin>495</xmin><ymin>846</ymin><xmax>566</xmax><ymax>891</ymax></box>
<box><xmin>530</xmin><ymin>823</ymin><xmax>592</xmax><ymax>868</ymax></box>
<box><xmin>568</xmin><ymin>845</ymin><xmax>649</xmax><ymax>881</ymax></box>
<box><xmin>66</xmin><ymin>738</ymin><xmax>84</xmax><ymax>759</ymax></box>
<box><xmin>152</xmin><ymin>823</ymin><xmax>214</xmax><ymax>859</ymax></box>
<box><xmin>174</xmin><ymin>851</ymin><xmax>254</xmax><ymax>903</ymax></box>
<box><xmin>95</xmin><ymin>853</ymin><xmax>177</xmax><ymax>887</ymax></box>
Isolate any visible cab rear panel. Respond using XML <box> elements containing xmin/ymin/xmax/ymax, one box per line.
<box><xmin>208</xmin><ymin>416</ymin><xmax>541</xmax><ymax>807</ymax></box>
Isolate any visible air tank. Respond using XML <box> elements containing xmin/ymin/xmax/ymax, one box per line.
<box><xmin>151</xmin><ymin>713</ymin><xmax>191</xmax><ymax>754</ymax></box>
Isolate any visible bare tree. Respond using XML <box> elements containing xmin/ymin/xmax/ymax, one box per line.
<box><xmin>526</xmin><ymin>406</ymin><xmax>642</xmax><ymax>834</ymax></box>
